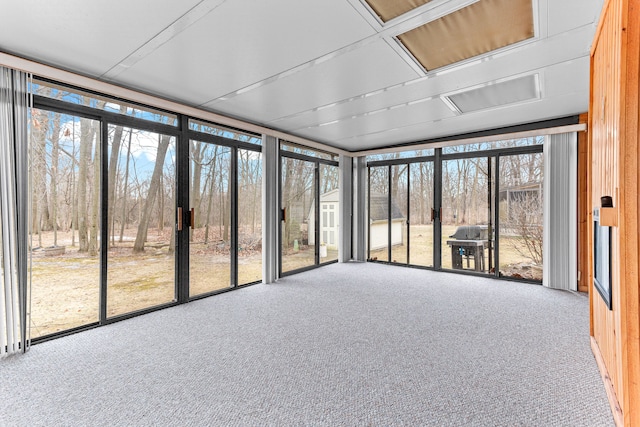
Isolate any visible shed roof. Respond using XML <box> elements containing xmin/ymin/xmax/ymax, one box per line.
<box><xmin>370</xmin><ymin>193</ymin><xmax>405</xmax><ymax>222</ymax></box>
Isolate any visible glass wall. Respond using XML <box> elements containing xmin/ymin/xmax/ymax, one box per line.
<box><xmin>189</xmin><ymin>141</ymin><xmax>232</xmax><ymax>297</ymax></box>
<box><xmin>367</xmin><ymin>142</ymin><xmax>543</xmax><ymax>282</ymax></box>
<box><xmin>29</xmin><ymin>111</ymin><xmax>101</xmax><ymax>338</ymax></box>
<box><xmin>390</xmin><ymin>165</ymin><xmax>409</xmax><ymax>264</ymax></box>
<box><xmin>441</xmin><ymin>156</ymin><xmax>494</xmax><ymax>272</ymax></box>
<box><xmin>319</xmin><ymin>164</ymin><xmax>339</xmax><ymax>263</ymax></box>
<box><xmin>280</xmin><ymin>145</ymin><xmax>339</xmax><ymax>275</ymax></box>
<box><xmin>498</xmin><ymin>153</ymin><xmax>543</xmax><ymax>280</ymax></box>
<box><xmin>106</xmin><ymin>126</ymin><xmax>176</xmax><ymax>317</ymax></box>
<box><xmin>281</xmin><ymin>156</ymin><xmax>316</xmax><ymax>273</ymax></box>
<box><xmin>368</xmin><ymin>166</ymin><xmax>390</xmax><ymax>262</ymax></box>
<box><xmin>237</xmin><ymin>149</ymin><xmax>263</xmax><ymax>285</ymax></box>
<box><xmin>409</xmin><ymin>161</ymin><xmax>434</xmax><ymax>267</ymax></box>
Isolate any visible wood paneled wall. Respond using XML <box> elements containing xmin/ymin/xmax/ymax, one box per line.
<box><xmin>589</xmin><ymin>0</ymin><xmax>640</xmax><ymax>426</ymax></box>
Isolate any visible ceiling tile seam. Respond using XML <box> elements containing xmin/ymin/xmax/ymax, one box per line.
<box><xmin>345</xmin><ymin>0</ymin><xmax>384</xmax><ymax>31</ymax></box>
<box><xmin>267</xmin><ymin>76</ymin><xmax>430</xmax><ymax>125</ymax></box>
<box><xmin>268</xmin><ymin>47</ymin><xmax>587</xmax><ymax>129</ymax></box>
<box><xmin>268</xmin><ymin>16</ymin><xmax>599</xmax><ymax>126</ymax></box>
<box><xmin>203</xmin><ymin>0</ymin><xmax>478</xmax><ymax>106</ymax></box>
<box><xmin>334</xmin><ymin>82</ymin><xmax>589</xmax><ymax>142</ymax></box>
<box><xmin>295</xmin><ymin>96</ymin><xmax>441</xmax><ymax>131</ymax></box>
<box><xmin>333</xmin><ymin>93</ymin><xmax>552</xmax><ymax>144</ymax></box>
<box><xmin>312</xmin><ymin>60</ymin><xmax>584</xmax><ymax>134</ymax></box>
<box><xmin>201</xmin><ymin>34</ymin><xmax>382</xmax><ymax>106</ymax></box>
<box><xmin>384</xmin><ymin>37</ymin><xmax>427</xmax><ymax>76</ymax></box>
<box><xmin>100</xmin><ymin>0</ymin><xmax>227</xmax><ymax>80</ymax></box>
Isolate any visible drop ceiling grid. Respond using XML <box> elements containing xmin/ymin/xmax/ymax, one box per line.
<box><xmin>207</xmin><ymin>39</ymin><xmax>420</xmax><ymax>124</ymax></box>
<box><xmin>270</xmin><ymin>24</ymin><xmax>593</xmax><ymax>133</ymax></box>
<box><xmin>0</xmin><ymin>0</ymin><xmax>203</xmax><ymax>76</ymax></box>
<box><xmin>112</xmin><ymin>0</ymin><xmax>376</xmax><ymax>106</ymax></box>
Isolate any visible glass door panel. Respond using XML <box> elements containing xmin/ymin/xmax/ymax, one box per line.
<box><xmin>237</xmin><ymin>149</ymin><xmax>262</xmax><ymax>285</ymax></box>
<box><xmin>29</xmin><ymin>112</ymin><xmax>100</xmax><ymax>337</ymax></box>
<box><xmin>391</xmin><ymin>165</ymin><xmax>409</xmax><ymax>264</ymax></box>
<box><xmin>281</xmin><ymin>157</ymin><xmax>316</xmax><ymax>273</ymax></box>
<box><xmin>107</xmin><ymin>126</ymin><xmax>176</xmax><ymax>317</ymax></box>
<box><xmin>189</xmin><ymin>141</ymin><xmax>232</xmax><ymax>296</ymax></box>
<box><xmin>441</xmin><ymin>157</ymin><xmax>494</xmax><ymax>273</ymax></box>
<box><xmin>368</xmin><ymin>166</ymin><xmax>389</xmax><ymax>262</ymax></box>
<box><xmin>498</xmin><ymin>153</ymin><xmax>543</xmax><ymax>280</ymax></box>
<box><xmin>319</xmin><ymin>164</ymin><xmax>339</xmax><ymax>263</ymax></box>
<box><xmin>409</xmin><ymin>161</ymin><xmax>434</xmax><ymax>267</ymax></box>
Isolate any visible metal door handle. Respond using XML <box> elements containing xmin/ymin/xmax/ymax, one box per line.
<box><xmin>177</xmin><ymin>207</ymin><xmax>183</xmax><ymax>231</ymax></box>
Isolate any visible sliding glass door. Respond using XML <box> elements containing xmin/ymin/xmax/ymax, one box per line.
<box><xmin>440</xmin><ymin>156</ymin><xmax>494</xmax><ymax>273</ymax></box>
<box><xmin>367</xmin><ymin>144</ymin><xmax>542</xmax><ymax>281</ymax></box>
<box><xmin>28</xmin><ymin>80</ymin><xmax>264</xmax><ymax>341</ymax></box>
<box><xmin>281</xmin><ymin>156</ymin><xmax>316</xmax><ymax>273</ymax></box>
<box><xmin>237</xmin><ymin>149</ymin><xmax>263</xmax><ymax>285</ymax></box>
<box><xmin>189</xmin><ymin>141</ymin><xmax>232</xmax><ymax>297</ymax></box>
<box><xmin>187</xmin><ymin>131</ymin><xmax>263</xmax><ymax>298</ymax></box>
<box><xmin>497</xmin><ymin>152</ymin><xmax>543</xmax><ymax>280</ymax></box>
<box><xmin>106</xmin><ymin>126</ymin><xmax>176</xmax><ymax>317</ymax></box>
<box><xmin>409</xmin><ymin>161</ymin><xmax>434</xmax><ymax>267</ymax></box>
<box><xmin>29</xmin><ymin>111</ymin><xmax>101</xmax><ymax>338</ymax></box>
<box><xmin>368</xmin><ymin>166</ymin><xmax>389</xmax><ymax>262</ymax></box>
<box><xmin>280</xmin><ymin>150</ymin><xmax>339</xmax><ymax>275</ymax></box>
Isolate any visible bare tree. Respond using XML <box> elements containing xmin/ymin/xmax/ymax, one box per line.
<box><xmin>505</xmin><ymin>193</ymin><xmax>543</xmax><ymax>265</ymax></box>
<box><xmin>133</xmin><ymin>134</ymin><xmax>172</xmax><ymax>252</ymax></box>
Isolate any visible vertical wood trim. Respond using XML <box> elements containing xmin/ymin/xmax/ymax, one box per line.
<box><xmin>578</xmin><ymin>114</ymin><xmax>589</xmax><ymax>293</ymax></box>
<box><xmin>620</xmin><ymin>1</ymin><xmax>640</xmax><ymax>424</ymax></box>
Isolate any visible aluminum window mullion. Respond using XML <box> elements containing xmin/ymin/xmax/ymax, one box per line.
<box><xmin>231</xmin><ymin>147</ymin><xmax>239</xmax><ymax>287</ymax></box>
<box><xmin>33</xmin><ymin>95</ymin><xmax>180</xmax><ymax>136</ymax></box>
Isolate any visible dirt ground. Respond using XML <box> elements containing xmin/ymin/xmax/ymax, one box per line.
<box><xmin>29</xmin><ymin>229</ymin><xmax>263</xmax><ymax>338</ymax></box>
<box><xmin>29</xmin><ymin>225</ymin><xmax>540</xmax><ymax>338</ymax></box>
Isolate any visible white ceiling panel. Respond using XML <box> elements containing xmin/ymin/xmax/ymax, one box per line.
<box><xmin>547</xmin><ymin>0</ymin><xmax>605</xmax><ymax>37</ymax></box>
<box><xmin>336</xmin><ymin>91</ymin><xmax>588</xmax><ymax>151</ymax></box>
<box><xmin>295</xmin><ymin>98</ymin><xmax>455</xmax><ymax>142</ymax></box>
<box><xmin>114</xmin><ymin>0</ymin><xmax>376</xmax><ymax>105</ymax></box>
<box><xmin>207</xmin><ymin>40</ymin><xmax>420</xmax><ymax>123</ymax></box>
<box><xmin>0</xmin><ymin>0</ymin><xmax>604</xmax><ymax>152</ymax></box>
<box><xmin>271</xmin><ymin>24</ymin><xmax>593</xmax><ymax>132</ymax></box>
<box><xmin>544</xmin><ymin>57</ymin><xmax>590</xmax><ymax>100</ymax></box>
<box><xmin>0</xmin><ymin>0</ymin><xmax>202</xmax><ymax>76</ymax></box>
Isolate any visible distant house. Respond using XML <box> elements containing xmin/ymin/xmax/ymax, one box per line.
<box><xmin>498</xmin><ymin>182</ymin><xmax>542</xmax><ymax>233</ymax></box>
<box><xmin>369</xmin><ymin>193</ymin><xmax>406</xmax><ymax>251</ymax></box>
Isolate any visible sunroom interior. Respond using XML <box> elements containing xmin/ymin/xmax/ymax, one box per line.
<box><xmin>2</xmin><ymin>0</ymin><xmax>639</xmax><ymax>425</ymax></box>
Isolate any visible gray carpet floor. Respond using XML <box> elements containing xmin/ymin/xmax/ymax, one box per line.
<box><xmin>0</xmin><ymin>262</ymin><xmax>613</xmax><ymax>426</ymax></box>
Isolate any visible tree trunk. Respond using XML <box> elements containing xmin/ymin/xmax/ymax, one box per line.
<box><xmin>108</xmin><ymin>126</ymin><xmax>124</xmax><ymax>246</ymax></box>
<box><xmin>119</xmin><ymin>130</ymin><xmax>132</xmax><ymax>242</ymax></box>
<box><xmin>88</xmin><ymin>123</ymin><xmax>100</xmax><ymax>257</ymax></box>
<box><xmin>50</xmin><ymin>113</ymin><xmax>61</xmax><ymax>246</ymax></box>
<box><xmin>133</xmin><ymin>134</ymin><xmax>171</xmax><ymax>252</ymax></box>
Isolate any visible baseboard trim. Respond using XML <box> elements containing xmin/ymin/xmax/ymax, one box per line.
<box><xmin>591</xmin><ymin>336</ymin><xmax>624</xmax><ymax>426</ymax></box>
